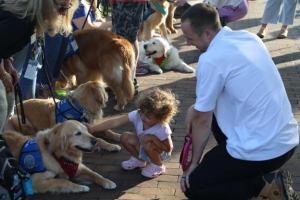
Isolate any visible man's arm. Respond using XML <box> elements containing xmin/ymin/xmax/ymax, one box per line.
<box><xmin>181</xmin><ymin>105</ymin><xmax>212</xmax><ymax>191</ymax></box>
<box><xmin>190</xmin><ymin>108</ymin><xmax>212</xmax><ymax>164</ymax></box>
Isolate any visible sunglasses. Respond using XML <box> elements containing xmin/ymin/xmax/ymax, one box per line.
<box><xmin>53</xmin><ymin>0</ymin><xmax>72</xmax><ymax>12</ymax></box>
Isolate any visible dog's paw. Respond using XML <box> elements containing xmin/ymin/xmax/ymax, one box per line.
<box><xmin>113</xmin><ymin>105</ymin><xmax>124</xmax><ymax>111</ymax></box>
<box><xmin>78</xmin><ymin>185</ymin><xmax>90</xmax><ymax>192</ymax></box>
<box><xmin>106</xmin><ymin>144</ymin><xmax>121</xmax><ymax>152</ymax></box>
<box><xmin>154</xmin><ymin>69</ymin><xmax>163</xmax><ymax>74</ymax></box>
<box><xmin>185</xmin><ymin>67</ymin><xmax>195</xmax><ymax>73</ymax></box>
<box><xmin>102</xmin><ymin>179</ymin><xmax>117</xmax><ymax>189</ymax></box>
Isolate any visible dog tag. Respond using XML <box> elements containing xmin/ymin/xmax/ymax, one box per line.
<box><xmin>71</xmin><ymin>40</ymin><xmax>78</xmax><ymax>51</ymax></box>
<box><xmin>24</xmin><ymin>64</ymin><xmax>37</xmax><ymax>80</ymax></box>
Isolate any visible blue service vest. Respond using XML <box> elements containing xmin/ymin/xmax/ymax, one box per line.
<box><xmin>19</xmin><ymin>138</ymin><xmax>46</xmax><ymax>174</ymax></box>
<box><xmin>55</xmin><ymin>98</ymin><xmax>89</xmax><ymax>123</ymax></box>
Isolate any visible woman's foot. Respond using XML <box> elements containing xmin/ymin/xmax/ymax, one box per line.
<box><xmin>121</xmin><ymin>156</ymin><xmax>146</xmax><ymax>170</ymax></box>
<box><xmin>277</xmin><ymin>27</ymin><xmax>288</xmax><ymax>39</ymax></box>
<box><xmin>141</xmin><ymin>163</ymin><xmax>166</xmax><ymax>178</ymax></box>
<box><xmin>257</xmin><ymin>26</ymin><xmax>267</xmax><ymax>38</ymax></box>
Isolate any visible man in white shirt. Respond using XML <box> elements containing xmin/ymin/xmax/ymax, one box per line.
<box><xmin>180</xmin><ymin>3</ymin><xmax>299</xmax><ymax>200</ymax></box>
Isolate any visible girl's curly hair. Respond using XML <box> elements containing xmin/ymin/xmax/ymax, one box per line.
<box><xmin>135</xmin><ymin>87</ymin><xmax>180</xmax><ymax>125</ymax></box>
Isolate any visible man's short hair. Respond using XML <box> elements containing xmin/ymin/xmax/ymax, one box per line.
<box><xmin>181</xmin><ymin>3</ymin><xmax>221</xmax><ymax>36</ymax></box>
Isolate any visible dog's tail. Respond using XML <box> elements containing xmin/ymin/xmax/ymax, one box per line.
<box><xmin>121</xmin><ymin>43</ymin><xmax>135</xmax><ymax>100</ymax></box>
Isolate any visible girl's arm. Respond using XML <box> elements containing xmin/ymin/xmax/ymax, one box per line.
<box><xmin>84</xmin><ymin>114</ymin><xmax>130</xmax><ymax>134</ymax></box>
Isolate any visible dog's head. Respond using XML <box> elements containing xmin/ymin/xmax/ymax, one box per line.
<box><xmin>70</xmin><ymin>81</ymin><xmax>108</xmax><ymax>120</ymax></box>
<box><xmin>42</xmin><ymin>120</ymin><xmax>97</xmax><ymax>162</ymax></box>
<box><xmin>144</xmin><ymin>37</ymin><xmax>172</xmax><ymax>58</ymax></box>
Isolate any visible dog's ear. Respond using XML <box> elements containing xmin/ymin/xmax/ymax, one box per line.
<box><xmin>163</xmin><ymin>40</ymin><xmax>172</xmax><ymax>57</ymax></box>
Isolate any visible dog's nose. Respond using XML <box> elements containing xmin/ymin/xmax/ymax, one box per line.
<box><xmin>144</xmin><ymin>44</ymin><xmax>147</xmax><ymax>49</ymax></box>
<box><xmin>91</xmin><ymin>138</ymin><xmax>97</xmax><ymax>145</ymax></box>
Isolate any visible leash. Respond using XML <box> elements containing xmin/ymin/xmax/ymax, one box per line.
<box><xmin>40</xmin><ymin>42</ymin><xmax>70</xmax><ymax>122</ymax></box>
<box><xmin>82</xmin><ymin>0</ymin><xmax>95</xmax><ymax>30</ymax></box>
<box><xmin>14</xmin><ymin>82</ymin><xmax>26</xmax><ymax>133</ymax></box>
<box><xmin>40</xmin><ymin>43</ymin><xmax>89</xmax><ymax>123</ymax></box>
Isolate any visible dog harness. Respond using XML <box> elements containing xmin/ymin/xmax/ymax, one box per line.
<box><xmin>143</xmin><ymin>1</ymin><xmax>168</xmax><ymax>20</ymax></box>
<box><xmin>143</xmin><ymin>6</ymin><xmax>155</xmax><ymax>20</ymax></box>
<box><xmin>152</xmin><ymin>53</ymin><xmax>170</xmax><ymax>69</ymax></box>
<box><xmin>52</xmin><ymin>154</ymin><xmax>79</xmax><ymax>178</ymax></box>
<box><xmin>55</xmin><ymin>94</ymin><xmax>90</xmax><ymax>124</ymax></box>
<box><xmin>19</xmin><ymin>138</ymin><xmax>46</xmax><ymax>174</ymax></box>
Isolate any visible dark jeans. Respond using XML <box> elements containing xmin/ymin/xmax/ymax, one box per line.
<box><xmin>184</xmin><ymin>115</ymin><xmax>296</xmax><ymax>200</ymax></box>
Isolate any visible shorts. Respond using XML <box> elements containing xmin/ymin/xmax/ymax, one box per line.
<box><xmin>138</xmin><ymin>147</ymin><xmax>172</xmax><ymax>163</ymax></box>
<box><xmin>112</xmin><ymin>2</ymin><xmax>147</xmax><ymax>43</ymax></box>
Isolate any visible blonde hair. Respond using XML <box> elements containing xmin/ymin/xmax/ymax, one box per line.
<box><xmin>135</xmin><ymin>87</ymin><xmax>180</xmax><ymax>125</ymax></box>
<box><xmin>0</xmin><ymin>0</ymin><xmax>79</xmax><ymax>36</ymax></box>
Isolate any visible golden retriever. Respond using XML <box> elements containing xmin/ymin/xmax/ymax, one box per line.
<box><xmin>166</xmin><ymin>3</ymin><xmax>177</xmax><ymax>34</ymax></box>
<box><xmin>11</xmin><ymin>81</ymin><xmax>121</xmax><ymax>145</ymax></box>
<box><xmin>57</xmin><ymin>29</ymin><xmax>135</xmax><ymax>111</ymax></box>
<box><xmin>138</xmin><ymin>0</ymin><xmax>172</xmax><ymax>42</ymax></box>
<box><xmin>2</xmin><ymin>120</ymin><xmax>119</xmax><ymax>194</ymax></box>
<box><xmin>139</xmin><ymin>37</ymin><xmax>195</xmax><ymax>74</ymax></box>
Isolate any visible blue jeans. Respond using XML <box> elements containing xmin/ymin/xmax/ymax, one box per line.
<box><xmin>37</xmin><ymin>33</ymin><xmax>68</xmax><ymax>88</ymax></box>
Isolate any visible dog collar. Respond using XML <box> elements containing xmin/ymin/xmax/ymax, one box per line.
<box><xmin>52</xmin><ymin>153</ymin><xmax>79</xmax><ymax>178</ymax></box>
<box><xmin>153</xmin><ymin>1</ymin><xmax>168</xmax><ymax>15</ymax></box>
<box><xmin>152</xmin><ymin>53</ymin><xmax>170</xmax><ymax>69</ymax></box>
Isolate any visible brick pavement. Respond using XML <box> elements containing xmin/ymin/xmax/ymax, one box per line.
<box><xmin>31</xmin><ymin>1</ymin><xmax>300</xmax><ymax>199</ymax></box>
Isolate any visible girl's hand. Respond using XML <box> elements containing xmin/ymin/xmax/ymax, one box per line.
<box><xmin>180</xmin><ymin>162</ymin><xmax>198</xmax><ymax>192</ymax></box>
<box><xmin>82</xmin><ymin>122</ymin><xmax>93</xmax><ymax>133</ymax></box>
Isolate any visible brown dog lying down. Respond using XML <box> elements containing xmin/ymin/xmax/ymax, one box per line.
<box><xmin>11</xmin><ymin>81</ymin><xmax>121</xmax><ymax>145</ymax></box>
<box><xmin>57</xmin><ymin>29</ymin><xmax>135</xmax><ymax>111</ymax></box>
<box><xmin>2</xmin><ymin>120</ymin><xmax>118</xmax><ymax>193</ymax></box>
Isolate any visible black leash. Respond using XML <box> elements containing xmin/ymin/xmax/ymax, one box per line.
<box><xmin>14</xmin><ymin>82</ymin><xmax>26</xmax><ymax>133</ymax></box>
<box><xmin>82</xmin><ymin>0</ymin><xmax>95</xmax><ymax>29</ymax></box>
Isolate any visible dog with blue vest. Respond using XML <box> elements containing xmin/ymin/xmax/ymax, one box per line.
<box><xmin>10</xmin><ymin>81</ymin><xmax>122</xmax><ymax>144</ymax></box>
<box><xmin>2</xmin><ymin>120</ymin><xmax>120</xmax><ymax>194</ymax></box>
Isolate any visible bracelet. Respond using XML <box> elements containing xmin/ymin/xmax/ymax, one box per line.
<box><xmin>1</xmin><ymin>72</ymin><xmax>9</xmax><ymax>82</ymax></box>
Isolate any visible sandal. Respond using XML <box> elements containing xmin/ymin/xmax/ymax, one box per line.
<box><xmin>141</xmin><ymin>163</ymin><xmax>166</xmax><ymax>178</ymax></box>
<box><xmin>257</xmin><ymin>26</ymin><xmax>267</xmax><ymax>38</ymax></box>
<box><xmin>277</xmin><ymin>27</ymin><xmax>288</xmax><ymax>39</ymax></box>
<box><xmin>121</xmin><ymin>156</ymin><xmax>146</xmax><ymax>170</ymax></box>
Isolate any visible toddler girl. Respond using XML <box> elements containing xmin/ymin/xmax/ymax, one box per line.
<box><xmin>84</xmin><ymin>87</ymin><xmax>179</xmax><ymax>178</ymax></box>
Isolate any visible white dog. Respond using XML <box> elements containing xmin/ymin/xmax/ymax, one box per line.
<box><xmin>139</xmin><ymin>37</ymin><xmax>195</xmax><ymax>74</ymax></box>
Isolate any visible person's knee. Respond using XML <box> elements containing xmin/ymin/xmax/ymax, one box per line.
<box><xmin>120</xmin><ymin>131</ymin><xmax>138</xmax><ymax>145</ymax></box>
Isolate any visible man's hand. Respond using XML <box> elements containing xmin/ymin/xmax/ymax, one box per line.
<box><xmin>180</xmin><ymin>162</ymin><xmax>198</xmax><ymax>192</ymax></box>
